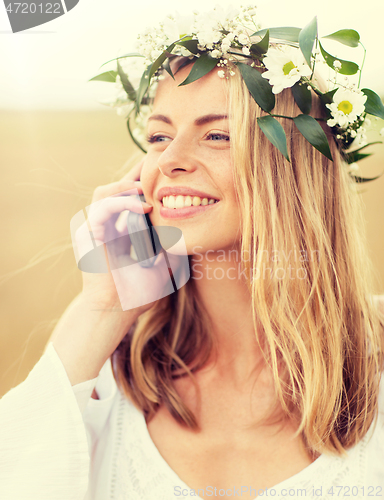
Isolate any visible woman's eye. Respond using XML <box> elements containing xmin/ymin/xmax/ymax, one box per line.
<box><xmin>146</xmin><ymin>134</ymin><xmax>170</xmax><ymax>143</ymax></box>
<box><xmin>206</xmin><ymin>132</ymin><xmax>230</xmax><ymax>142</ymax></box>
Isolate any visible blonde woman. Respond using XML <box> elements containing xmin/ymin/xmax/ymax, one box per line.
<box><xmin>1</xmin><ymin>7</ymin><xmax>384</xmax><ymax>500</ymax></box>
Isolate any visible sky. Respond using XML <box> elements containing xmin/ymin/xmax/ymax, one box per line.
<box><xmin>0</xmin><ymin>0</ymin><xmax>383</xmax><ymax>110</ymax></box>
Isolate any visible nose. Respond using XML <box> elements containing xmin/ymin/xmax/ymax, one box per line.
<box><xmin>157</xmin><ymin>135</ymin><xmax>198</xmax><ymax>178</ymax></box>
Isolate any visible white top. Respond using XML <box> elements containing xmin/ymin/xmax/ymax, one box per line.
<box><xmin>0</xmin><ymin>342</ymin><xmax>383</xmax><ymax>500</ymax></box>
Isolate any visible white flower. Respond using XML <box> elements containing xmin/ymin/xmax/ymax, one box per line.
<box><xmin>326</xmin><ymin>89</ymin><xmax>367</xmax><ymax>129</ymax></box>
<box><xmin>238</xmin><ymin>33</ymin><xmax>249</xmax><ymax>45</ymax></box>
<box><xmin>211</xmin><ymin>49</ymin><xmax>222</xmax><ymax>58</ymax></box>
<box><xmin>197</xmin><ymin>28</ymin><xmax>222</xmax><ymax>48</ymax></box>
<box><xmin>354</xmin><ymin>127</ymin><xmax>368</xmax><ymax>147</ymax></box>
<box><xmin>162</xmin><ymin>14</ymin><xmax>194</xmax><ymax>42</ymax></box>
<box><xmin>350</xmin><ymin>130</ymin><xmax>357</xmax><ymax>138</ymax></box>
<box><xmin>261</xmin><ymin>46</ymin><xmax>312</xmax><ymax>94</ymax></box>
<box><xmin>210</xmin><ymin>5</ymin><xmax>240</xmax><ymax>29</ymax></box>
<box><xmin>226</xmin><ymin>32</ymin><xmax>235</xmax><ymax>42</ymax></box>
<box><xmin>242</xmin><ymin>46</ymin><xmax>250</xmax><ymax>56</ymax></box>
<box><xmin>348</xmin><ymin>163</ymin><xmax>360</xmax><ymax>177</ymax></box>
<box><xmin>218</xmin><ymin>70</ymin><xmax>225</xmax><ymax>78</ymax></box>
<box><xmin>333</xmin><ymin>59</ymin><xmax>342</xmax><ymax>70</ymax></box>
<box><xmin>221</xmin><ymin>41</ymin><xmax>231</xmax><ymax>53</ymax></box>
<box><xmin>364</xmin><ymin>117</ymin><xmax>371</xmax><ymax>127</ymax></box>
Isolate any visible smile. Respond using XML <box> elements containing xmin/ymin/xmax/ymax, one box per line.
<box><xmin>161</xmin><ymin>195</ymin><xmax>218</xmax><ymax>209</ymax></box>
<box><xmin>159</xmin><ymin>198</ymin><xmax>220</xmax><ymax>219</ymax></box>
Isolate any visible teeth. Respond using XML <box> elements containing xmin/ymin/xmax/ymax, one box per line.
<box><xmin>168</xmin><ymin>195</ymin><xmax>175</xmax><ymax>209</ymax></box>
<box><xmin>162</xmin><ymin>195</ymin><xmax>218</xmax><ymax>209</ymax></box>
<box><xmin>175</xmin><ymin>195</ymin><xmax>186</xmax><ymax>208</ymax></box>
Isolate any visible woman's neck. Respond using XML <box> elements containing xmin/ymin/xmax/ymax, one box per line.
<box><xmin>190</xmin><ymin>251</ymin><xmax>265</xmax><ymax>384</ymax></box>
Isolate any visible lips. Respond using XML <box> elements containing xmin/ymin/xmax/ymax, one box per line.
<box><xmin>159</xmin><ymin>201</ymin><xmax>219</xmax><ymax>219</ymax></box>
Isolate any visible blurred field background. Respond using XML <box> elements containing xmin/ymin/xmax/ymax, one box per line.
<box><xmin>0</xmin><ymin>109</ymin><xmax>141</xmax><ymax>396</ymax></box>
<box><xmin>0</xmin><ymin>108</ymin><xmax>384</xmax><ymax>397</ymax></box>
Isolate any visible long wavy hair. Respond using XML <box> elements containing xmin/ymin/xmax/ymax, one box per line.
<box><xmin>112</xmin><ymin>61</ymin><xmax>384</xmax><ymax>457</ymax></box>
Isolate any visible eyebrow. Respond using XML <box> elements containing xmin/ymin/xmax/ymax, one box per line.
<box><xmin>147</xmin><ymin>113</ymin><xmax>229</xmax><ymax>126</ymax></box>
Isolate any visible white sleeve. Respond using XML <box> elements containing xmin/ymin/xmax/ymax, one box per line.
<box><xmin>72</xmin><ymin>377</ymin><xmax>99</xmax><ymax>415</ymax></box>
<box><xmin>0</xmin><ymin>343</ymin><xmax>97</xmax><ymax>500</ymax></box>
<box><xmin>365</xmin><ymin>372</ymin><xmax>384</xmax><ymax>487</ymax></box>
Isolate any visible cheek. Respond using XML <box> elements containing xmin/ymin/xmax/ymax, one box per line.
<box><xmin>140</xmin><ymin>157</ymin><xmax>157</xmax><ymax>199</ymax></box>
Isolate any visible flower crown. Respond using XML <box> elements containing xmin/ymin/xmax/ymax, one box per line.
<box><xmin>90</xmin><ymin>5</ymin><xmax>384</xmax><ymax>183</ymax></box>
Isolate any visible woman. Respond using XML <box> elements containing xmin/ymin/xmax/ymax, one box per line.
<box><xmin>1</xmin><ymin>6</ymin><xmax>384</xmax><ymax>500</ymax></box>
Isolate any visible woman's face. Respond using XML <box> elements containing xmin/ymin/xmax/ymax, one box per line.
<box><xmin>140</xmin><ymin>64</ymin><xmax>241</xmax><ymax>255</ymax></box>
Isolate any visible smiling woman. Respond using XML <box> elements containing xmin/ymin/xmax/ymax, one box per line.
<box><xmin>1</xmin><ymin>5</ymin><xmax>384</xmax><ymax>500</ymax></box>
<box><xmin>141</xmin><ymin>63</ymin><xmax>241</xmax><ymax>256</ymax></box>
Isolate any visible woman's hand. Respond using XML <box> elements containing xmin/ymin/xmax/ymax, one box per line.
<box><xmin>50</xmin><ymin>160</ymin><xmax>183</xmax><ymax>385</ymax></box>
<box><xmin>76</xmin><ymin>159</ymin><xmax>151</xmax><ymax>312</ymax></box>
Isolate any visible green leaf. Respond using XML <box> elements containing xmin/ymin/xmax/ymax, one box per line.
<box><xmin>253</xmin><ymin>27</ymin><xmax>301</xmax><ymax>43</ymax></box>
<box><xmin>136</xmin><ymin>42</ymin><xmax>178</xmax><ymax>110</ymax></box>
<box><xmin>100</xmin><ymin>53</ymin><xmax>144</xmax><ymax>68</ymax></box>
<box><xmin>342</xmin><ymin>151</ymin><xmax>372</xmax><ymax>164</ymax></box>
<box><xmin>250</xmin><ymin>30</ymin><xmax>269</xmax><ymax>56</ymax></box>
<box><xmin>237</xmin><ymin>62</ymin><xmax>275</xmax><ymax>113</ymax></box>
<box><xmin>174</xmin><ymin>58</ymin><xmax>195</xmax><ymax>75</ymax></box>
<box><xmin>293</xmin><ymin>114</ymin><xmax>333</xmax><ymax>161</ymax></box>
<box><xmin>88</xmin><ymin>70</ymin><xmax>118</xmax><ymax>83</ymax></box>
<box><xmin>318</xmin><ymin>88</ymin><xmax>338</xmax><ymax>106</ymax></box>
<box><xmin>136</xmin><ymin>65</ymin><xmax>151</xmax><ymax>112</ymax></box>
<box><xmin>343</xmin><ymin>141</ymin><xmax>382</xmax><ymax>164</ymax></box>
<box><xmin>149</xmin><ymin>42</ymin><xmax>176</xmax><ymax>81</ymax></box>
<box><xmin>163</xmin><ymin>58</ymin><xmax>175</xmax><ymax>80</ymax></box>
<box><xmin>175</xmin><ymin>40</ymin><xmax>199</xmax><ymax>54</ymax></box>
<box><xmin>318</xmin><ymin>41</ymin><xmax>359</xmax><ymax>75</ymax></box>
<box><xmin>178</xmin><ymin>53</ymin><xmax>219</xmax><ymax>86</ymax></box>
<box><xmin>361</xmin><ymin>89</ymin><xmax>384</xmax><ymax>119</ymax></box>
<box><xmin>257</xmin><ymin>116</ymin><xmax>290</xmax><ymax>162</ymax></box>
<box><xmin>346</xmin><ymin>141</ymin><xmax>382</xmax><ymax>154</ymax></box>
<box><xmin>323</xmin><ymin>29</ymin><xmax>360</xmax><ymax>48</ymax></box>
<box><xmin>291</xmin><ymin>82</ymin><xmax>312</xmax><ymax>114</ymax></box>
<box><xmin>299</xmin><ymin>17</ymin><xmax>317</xmax><ymax>68</ymax></box>
<box><xmin>117</xmin><ymin>61</ymin><xmax>136</xmax><ymax>101</ymax></box>
<box><xmin>352</xmin><ymin>172</ymin><xmax>384</xmax><ymax>184</ymax></box>
<box><xmin>127</xmin><ymin>114</ymin><xmax>147</xmax><ymax>154</ymax></box>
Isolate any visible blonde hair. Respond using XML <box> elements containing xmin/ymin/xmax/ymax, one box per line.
<box><xmin>113</xmin><ymin>63</ymin><xmax>384</xmax><ymax>456</ymax></box>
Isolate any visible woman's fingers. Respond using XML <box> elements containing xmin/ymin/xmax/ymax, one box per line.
<box><xmin>90</xmin><ymin>160</ymin><xmax>146</xmax><ymax>204</ymax></box>
<box><xmin>121</xmin><ymin>159</ymin><xmax>144</xmax><ymax>182</ymax></box>
<box><xmin>75</xmin><ymin>160</ymin><xmax>150</xmax><ymax>259</ymax></box>
<box><xmin>92</xmin><ymin>179</ymin><xmax>143</xmax><ymax>203</ymax></box>
<box><xmin>87</xmin><ymin>195</ymin><xmax>152</xmax><ymax>237</ymax></box>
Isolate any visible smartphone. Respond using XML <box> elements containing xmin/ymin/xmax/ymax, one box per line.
<box><xmin>126</xmin><ymin>194</ymin><xmax>162</xmax><ymax>268</ymax></box>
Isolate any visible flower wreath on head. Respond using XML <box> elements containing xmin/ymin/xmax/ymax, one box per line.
<box><xmin>90</xmin><ymin>5</ymin><xmax>384</xmax><ymax>183</ymax></box>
